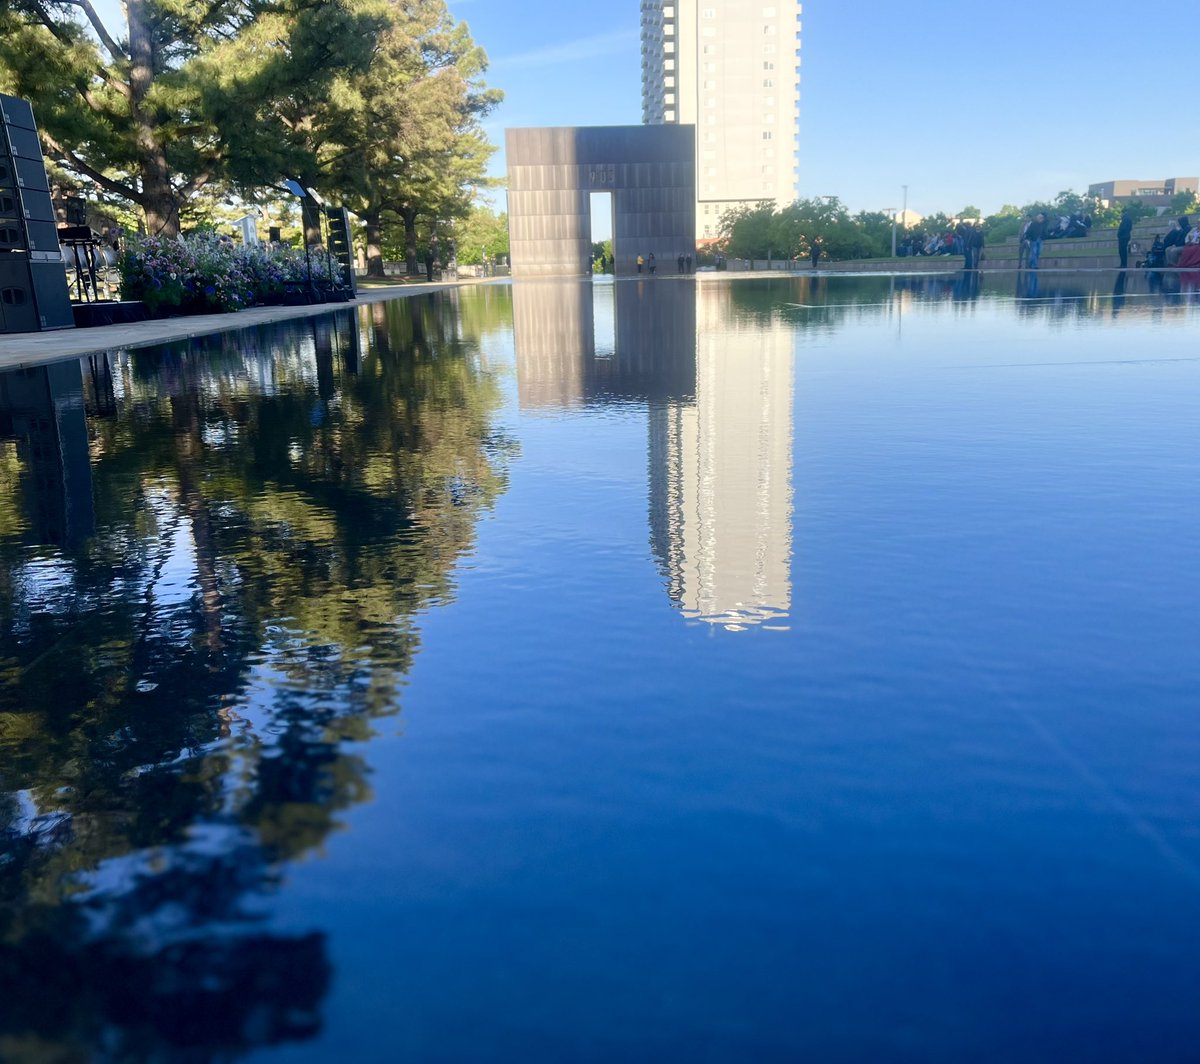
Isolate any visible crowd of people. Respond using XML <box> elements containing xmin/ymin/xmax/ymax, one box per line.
<box><xmin>1126</xmin><ymin>213</ymin><xmax>1200</xmax><ymax>270</ymax></box>
<box><xmin>1160</xmin><ymin>215</ymin><xmax>1199</xmax><ymax>267</ymax></box>
<box><xmin>896</xmin><ymin>220</ymin><xmax>986</xmax><ymax>267</ymax></box>
<box><xmin>1045</xmin><ymin>211</ymin><xmax>1092</xmax><ymax>240</ymax></box>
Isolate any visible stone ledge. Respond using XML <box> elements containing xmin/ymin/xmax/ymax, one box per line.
<box><xmin>0</xmin><ymin>278</ymin><xmax>499</xmax><ymax>373</ymax></box>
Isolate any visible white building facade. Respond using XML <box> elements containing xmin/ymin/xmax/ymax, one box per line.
<box><xmin>641</xmin><ymin>0</ymin><xmax>802</xmax><ymax>243</ymax></box>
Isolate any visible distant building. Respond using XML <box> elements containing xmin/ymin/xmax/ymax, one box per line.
<box><xmin>641</xmin><ymin>0</ymin><xmax>803</xmax><ymax>243</ymax></box>
<box><xmin>1087</xmin><ymin>177</ymin><xmax>1199</xmax><ymax>208</ymax></box>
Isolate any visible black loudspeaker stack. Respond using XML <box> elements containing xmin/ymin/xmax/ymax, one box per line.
<box><xmin>0</xmin><ymin>94</ymin><xmax>74</xmax><ymax>333</ymax></box>
<box><xmin>324</xmin><ymin>206</ymin><xmax>357</xmax><ymax>296</ymax></box>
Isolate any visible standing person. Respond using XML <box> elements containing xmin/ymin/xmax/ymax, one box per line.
<box><xmin>636</xmin><ymin>253</ymin><xmax>644</xmax><ymax>274</ymax></box>
<box><xmin>956</xmin><ymin>221</ymin><xmax>973</xmax><ymax>268</ymax></box>
<box><xmin>1025</xmin><ymin>212</ymin><xmax>1046</xmax><ymax>270</ymax></box>
<box><xmin>810</xmin><ymin>239</ymin><xmax>822</xmax><ymax>269</ymax></box>
<box><xmin>686</xmin><ymin>253</ymin><xmax>693</xmax><ymax>272</ymax></box>
<box><xmin>648</xmin><ymin>252</ymin><xmax>656</xmax><ymax>274</ymax></box>
<box><xmin>968</xmin><ymin>224</ymin><xmax>985</xmax><ymax>270</ymax></box>
<box><xmin>1018</xmin><ymin>216</ymin><xmax>1032</xmax><ymax>269</ymax></box>
<box><xmin>677</xmin><ymin>253</ymin><xmax>685</xmax><ymax>273</ymax></box>
<box><xmin>1117</xmin><ymin>208</ymin><xmax>1133</xmax><ymax>270</ymax></box>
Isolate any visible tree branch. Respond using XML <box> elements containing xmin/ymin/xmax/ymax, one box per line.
<box><xmin>62</xmin><ymin>0</ymin><xmax>127</xmax><ymax>63</ymax></box>
<box><xmin>25</xmin><ymin>3</ymin><xmax>131</xmax><ymax>99</ymax></box>
<box><xmin>177</xmin><ymin>166</ymin><xmax>217</xmax><ymax>199</ymax></box>
<box><xmin>39</xmin><ymin>131</ymin><xmax>141</xmax><ymax>203</ymax></box>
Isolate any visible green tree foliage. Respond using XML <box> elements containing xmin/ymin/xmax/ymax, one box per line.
<box><xmin>0</xmin><ymin>0</ymin><xmax>382</xmax><ymax>236</ymax></box>
<box><xmin>451</xmin><ymin>204</ymin><xmax>510</xmax><ymax>265</ymax></box>
<box><xmin>1169</xmin><ymin>190</ymin><xmax>1198</xmax><ymax>216</ymax></box>
<box><xmin>982</xmin><ymin>204</ymin><xmax>1023</xmax><ymax>242</ymax></box>
<box><xmin>718</xmin><ymin>202</ymin><xmax>775</xmax><ymax>258</ymax></box>
<box><xmin>283</xmin><ymin>0</ymin><xmax>500</xmax><ymax>276</ymax></box>
<box><xmin>590</xmin><ymin>238</ymin><xmax>613</xmax><ymax>273</ymax></box>
<box><xmin>720</xmin><ymin>197</ymin><xmax>890</xmax><ymax>261</ymax></box>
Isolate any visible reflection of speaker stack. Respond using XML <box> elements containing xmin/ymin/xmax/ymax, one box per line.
<box><xmin>325</xmin><ymin>206</ymin><xmax>357</xmax><ymax>296</ymax></box>
<box><xmin>0</xmin><ymin>95</ymin><xmax>73</xmax><ymax>333</ymax></box>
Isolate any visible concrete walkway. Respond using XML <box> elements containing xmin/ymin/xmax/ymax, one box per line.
<box><xmin>0</xmin><ymin>278</ymin><xmax>497</xmax><ymax>372</ymax></box>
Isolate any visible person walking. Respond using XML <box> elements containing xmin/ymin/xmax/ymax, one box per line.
<box><xmin>648</xmin><ymin>252</ymin><xmax>656</xmax><ymax>274</ymax></box>
<box><xmin>636</xmin><ymin>253</ymin><xmax>644</xmax><ymax>274</ymax></box>
<box><xmin>1117</xmin><ymin>208</ymin><xmax>1133</xmax><ymax>270</ymax></box>
<box><xmin>1025</xmin><ymin>212</ymin><xmax>1046</xmax><ymax>270</ymax></box>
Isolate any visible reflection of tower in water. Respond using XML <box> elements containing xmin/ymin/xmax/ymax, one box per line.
<box><xmin>650</xmin><ymin>283</ymin><xmax>794</xmax><ymax>630</ymax></box>
<box><xmin>511</xmin><ymin>278</ymin><xmax>794</xmax><ymax>630</ymax></box>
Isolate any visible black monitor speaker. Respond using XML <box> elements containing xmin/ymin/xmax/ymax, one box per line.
<box><xmin>0</xmin><ymin>259</ymin><xmax>74</xmax><ymax>332</ymax></box>
<box><xmin>324</xmin><ymin>206</ymin><xmax>356</xmax><ymax>295</ymax></box>
<box><xmin>0</xmin><ymin>93</ymin><xmax>74</xmax><ymax>333</ymax></box>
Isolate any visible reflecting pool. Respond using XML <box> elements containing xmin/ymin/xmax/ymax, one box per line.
<box><xmin>1</xmin><ymin>272</ymin><xmax>1199</xmax><ymax>1062</ymax></box>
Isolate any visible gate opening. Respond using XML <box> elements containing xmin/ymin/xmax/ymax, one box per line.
<box><xmin>589</xmin><ymin>192</ymin><xmax>614</xmax><ymax>274</ymax></box>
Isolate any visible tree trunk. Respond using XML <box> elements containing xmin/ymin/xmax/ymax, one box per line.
<box><xmin>141</xmin><ymin>180</ymin><xmax>180</xmax><ymax>238</ymax></box>
<box><xmin>127</xmin><ymin>0</ymin><xmax>180</xmax><ymax>236</ymax></box>
<box><xmin>403</xmin><ymin>208</ymin><xmax>418</xmax><ymax>275</ymax></box>
<box><xmin>364</xmin><ymin>212</ymin><xmax>384</xmax><ymax>278</ymax></box>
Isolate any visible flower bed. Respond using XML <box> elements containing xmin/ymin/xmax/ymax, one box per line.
<box><xmin>119</xmin><ymin>232</ymin><xmax>338</xmax><ymax>316</ymax></box>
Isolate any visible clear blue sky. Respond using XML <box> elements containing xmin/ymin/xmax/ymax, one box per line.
<box><xmin>458</xmin><ymin>0</ymin><xmax>1194</xmax><ymax>218</ymax></box>
<box><xmin>86</xmin><ymin>0</ymin><xmax>1193</xmax><ymax>218</ymax></box>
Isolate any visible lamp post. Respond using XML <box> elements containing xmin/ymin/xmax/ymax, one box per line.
<box><xmin>283</xmin><ymin>180</ymin><xmax>320</xmax><ymax>300</ymax></box>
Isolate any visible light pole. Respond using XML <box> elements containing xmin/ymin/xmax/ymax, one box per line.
<box><xmin>283</xmin><ymin>180</ymin><xmax>317</xmax><ymax>300</ymax></box>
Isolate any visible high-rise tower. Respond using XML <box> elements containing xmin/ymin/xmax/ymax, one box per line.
<box><xmin>641</xmin><ymin>0</ymin><xmax>802</xmax><ymax>243</ymax></box>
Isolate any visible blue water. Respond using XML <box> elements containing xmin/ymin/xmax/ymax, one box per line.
<box><xmin>1</xmin><ymin>272</ymin><xmax>1198</xmax><ymax>1062</ymax></box>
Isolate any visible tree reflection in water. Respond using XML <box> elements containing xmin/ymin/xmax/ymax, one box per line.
<box><xmin>0</xmin><ymin>292</ymin><xmax>513</xmax><ymax>1062</ymax></box>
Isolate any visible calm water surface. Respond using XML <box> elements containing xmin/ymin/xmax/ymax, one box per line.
<box><xmin>1</xmin><ymin>272</ymin><xmax>1198</xmax><ymax>1062</ymax></box>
